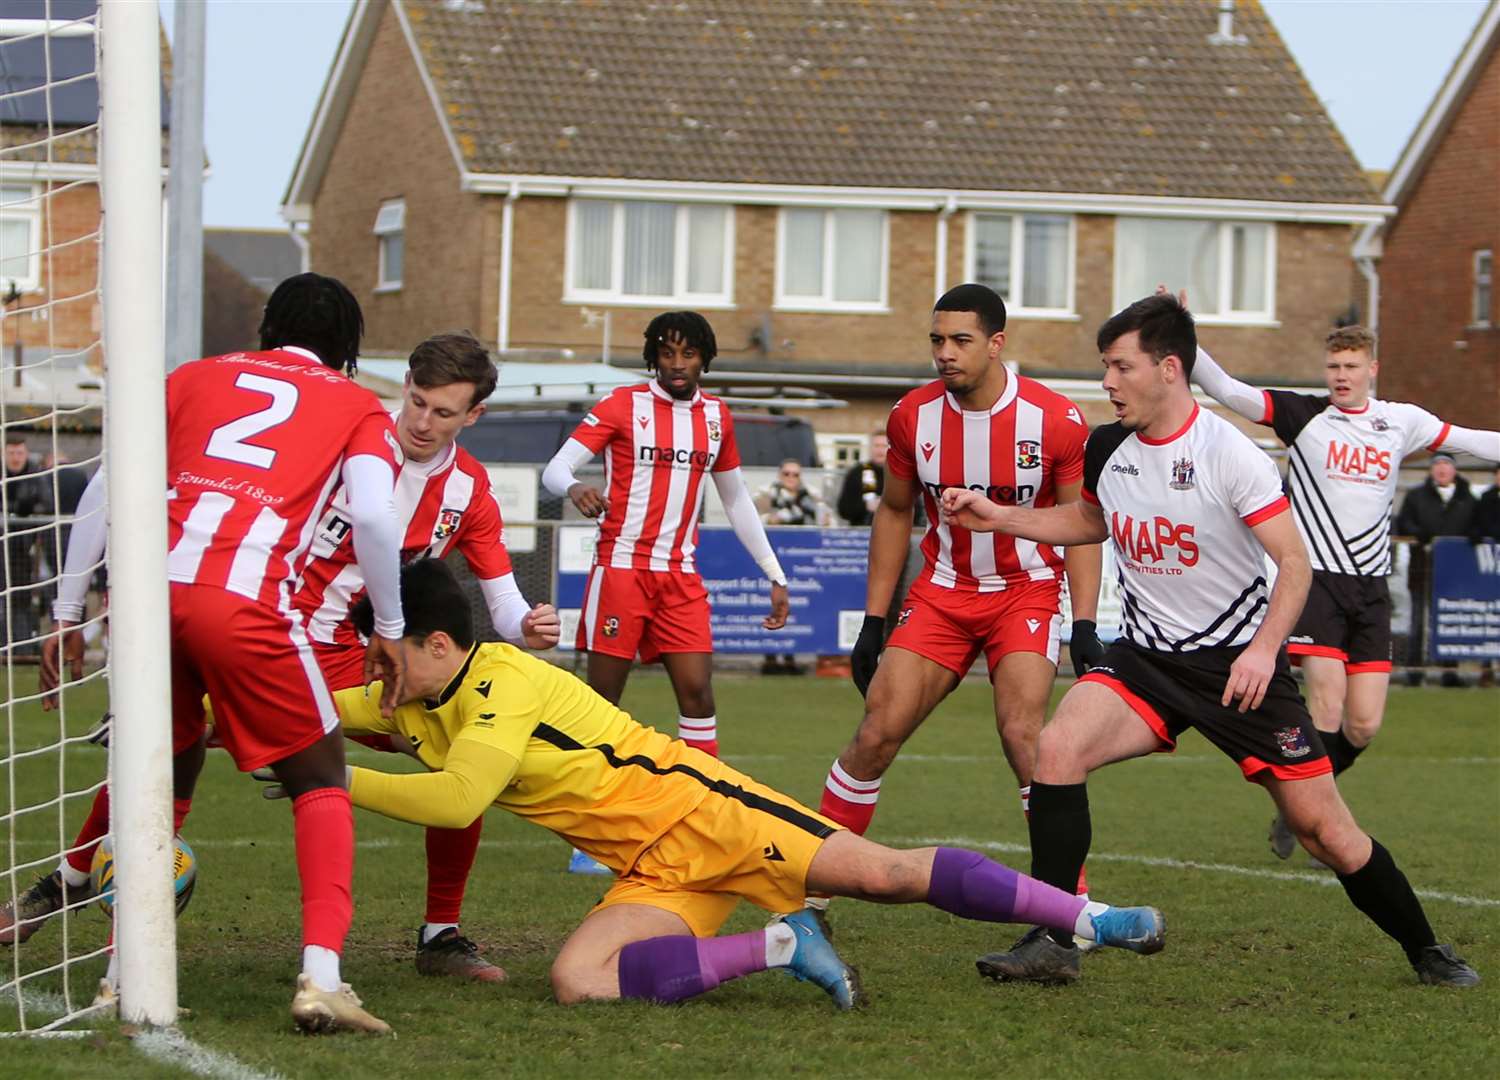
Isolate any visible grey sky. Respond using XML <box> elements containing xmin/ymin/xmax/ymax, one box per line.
<box><xmin>158</xmin><ymin>0</ymin><xmax>1490</xmax><ymax>230</ymax></box>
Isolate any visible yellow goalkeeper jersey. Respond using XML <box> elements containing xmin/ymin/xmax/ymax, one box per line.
<box><xmin>335</xmin><ymin>643</ymin><xmax>728</xmax><ymax>874</ymax></box>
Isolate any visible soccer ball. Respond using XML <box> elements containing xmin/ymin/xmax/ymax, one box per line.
<box><xmin>90</xmin><ymin>835</ymin><xmax>197</xmax><ymax>919</ymax></box>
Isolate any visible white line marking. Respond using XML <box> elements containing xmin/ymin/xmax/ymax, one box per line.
<box><xmin>900</xmin><ymin>835</ymin><xmax>1500</xmax><ymax>909</ymax></box>
<box><xmin>135</xmin><ymin>1028</ymin><xmax>285</xmax><ymax>1080</ymax></box>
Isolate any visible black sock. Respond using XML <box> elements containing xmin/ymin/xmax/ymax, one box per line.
<box><xmin>1336</xmin><ymin>838</ymin><xmax>1436</xmax><ymax>964</ymax></box>
<box><xmin>1329</xmin><ymin>730</ymin><xmax>1366</xmax><ymax>777</ymax></box>
<box><xmin>1028</xmin><ymin>782</ymin><xmax>1090</xmax><ymax>946</ymax></box>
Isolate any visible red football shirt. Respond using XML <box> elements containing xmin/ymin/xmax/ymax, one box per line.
<box><xmin>570</xmin><ymin>381</ymin><xmax>740</xmax><ymax>573</ymax></box>
<box><xmin>295</xmin><ymin>437</ymin><xmax>513</xmax><ymax>648</ymax></box>
<box><xmin>165</xmin><ymin>348</ymin><xmax>399</xmax><ymax>610</ymax></box>
<box><xmin>886</xmin><ymin>375</ymin><xmax>1087</xmax><ymax>591</ymax></box>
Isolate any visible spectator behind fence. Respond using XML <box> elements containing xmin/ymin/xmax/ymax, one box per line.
<box><xmin>837</xmin><ymin>431</ymin><xmax>887</xmax><ymax>526</ymax></box>
<box><xmin>755</xmin><ymin>459</ymin><xmax>823</xmax><ymax>674</ymax></box>
<box><xmin>1396</xmin><ymin>454</ymin><xmax>1476</xmax><ymax>687</ymax></box>
<box><xmin>3</xmin><ymin>432</ymin><xmax>47</xmax><ymax>657</ymax></box>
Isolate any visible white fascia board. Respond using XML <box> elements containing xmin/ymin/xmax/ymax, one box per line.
<box><xmin>1380</xmin><ymin>0</ymin><xmax>1500</xmax><ymax>208</ymax></box>
<box><xmin>282</xmin><ymin>0</ymin><xmax>384</xmax><ymax>215</ymax></box>
<box><xmin>461</xmin><ymin>171</ymin><xmax>1394</xmax><ymax>225</ymax></box>
<box><xmin>2</xmin><ymin>160</ymin><xmax>100</xmax><ymax>182</ymax></box>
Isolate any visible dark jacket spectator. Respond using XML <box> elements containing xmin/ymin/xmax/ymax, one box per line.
<box><xmin>1469</xmin><ymin>471</ymin><xmax>1500</xmax><ymax>543</ymax></box>
<box><xmin>1395</xmin><ymin>457</ymin><xmax>1476</xmax><ymax>543</ymax></box>
<box><xmin>837</xmin><ymin>434</ymin><xmax>887</xmax><ymax>526</ymax></box>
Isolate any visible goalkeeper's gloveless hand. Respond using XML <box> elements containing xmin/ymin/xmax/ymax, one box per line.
<box><xmin>1069</xmin><ymin>619</ymin><xmax>1106</xmax><ymax>678</ymax></box>
<box><xmin>850</xmin><ymin>615</ymin><xmax>886</xmax><ymax>698</ymax></box>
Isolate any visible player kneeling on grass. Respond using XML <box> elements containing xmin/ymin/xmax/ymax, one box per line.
<box><xmin>258</xmin><ymin>558</ymin><xmax>1166</xmax><ymax>1010</ymax></box>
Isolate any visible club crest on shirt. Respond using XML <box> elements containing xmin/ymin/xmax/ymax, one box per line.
<box><xmin>897</xmin><ymin>607</ymin><xmax>914</xmax><ymax>627</ymax></box>
<box><xmin>434</xmin><ymin>508</ymin><xmax>463</xmax><ymax>539</ymax></box>
<box><xmin>1274</xmin><ymin>726</ymin><xmax>1313</xmax><ymax>759</ymax></box>
<box><xmin>1169</xmin><ymin>457</ymin><xmax>1196</xmax><ymax>491</ymax></box>
<box><xmin>1016</xmin><ymin>440</ymin><xmax>1041</xmax><ymax>470</ymax></box>
<box><xmin>602</xmin><ymin>615</ymin><xmax>620</xmax><ymax>638</ymax></box>
<box><xmin>1371</xmin><ymin>415</ymin><xmax>1389</xmax><ymax>432</ymax></box>
<box><xmin>707</xmin><ymin>419</ymin><xmax>721</xmax><ymax>442</ymax></box>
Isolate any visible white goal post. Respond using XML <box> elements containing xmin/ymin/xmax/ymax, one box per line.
<box><xmin>98</xmin><ymin>0</ymin><xmax>175</xmax><ymax>1028</ymax></box>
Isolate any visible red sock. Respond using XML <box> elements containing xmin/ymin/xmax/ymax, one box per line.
<box><xmin>173</xmin><ymin>797</ymin><xmax>192</xmax><ymax>833</ymax></box>
<box><xmin>292</xmin><ymin>787</ymin><xmax>354</xmax><ymax>952</ymax></box>
<box><xmin>424</xmin><ymin>816</ymin><xmax>483</xmax><ymax>925</ymax></box>
<box><xmin>66</xmin><ymin>786</ymin><xmax>112</xmax><ymax>874</ymax></box>
<box><xmin>819</xmin><ymin>760</ymin><xmax>880</xmax><ymax>835</ymax></box>
<box><xmin>677</xmin><ymin>716</ymin><xmax>718</xmax><ymax>758</ymax></box>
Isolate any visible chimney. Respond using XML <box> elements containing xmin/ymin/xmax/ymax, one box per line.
<box><xmin>1210</xmin><ymin>0</ymin><xmax>1248</xmax><ymax>46</ymax></box>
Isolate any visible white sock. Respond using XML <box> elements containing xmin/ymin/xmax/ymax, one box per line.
<box><xmin>301</xmin><ymin>945</ymin><xmax>341</xmax><ymax>992</ymax></box>
<box><xmin>421</xmin><ymin>922</ymin><xmax>458</xmax><ymax>945</ymax></box>
<box><xmin>1018</xmin><ymin>785</ymin><xmax>1031</xmax><ymax>816</ymax></box>
<box><xmin>802</xmin><ymin>895</ymin><xmax>830</xmax><ymax>912</ymax></box>
<box><xmin>678</xmin><ymin>715</ymin><xmax>717</xmax><ymax>743</ymax></box>
<box><xmin>1073</xmin><ymin>900</ymin><xmax>1111</xmax><ymax>941</ymax></box>
<box><xmin>764</xmin><ymin>922</ymin><xmax>797</xmax><ymax>967</ymax></box>
<box><xmin>59</xmin><ymin>861</ymin><xmax>91</xmax><ymax>889</ymax></box>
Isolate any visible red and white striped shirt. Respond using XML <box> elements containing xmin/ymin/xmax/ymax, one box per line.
<box><xmin>166</xmin><ymin>348</ymin><xmax>399</xmax><ymax>610</ymax></box>
<box><xmin>570</xmin><ymin>381</ymin><xmax>741</xmax><ymax>573</ymax></box>
<box><xmin>295</xmin><ymin>438</ymin><xmax>512</xmax><ymax>647</ymax></box>
<box><xmin>886</xmin><ymin>375</ymin><xmax>1087</xmax><ymax>591</ymax></box>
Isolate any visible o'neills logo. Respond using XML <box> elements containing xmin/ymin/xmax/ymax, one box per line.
<box><xmin>639</xmin><ymin>445</ymin><xmax>716</xmax><ymax>467</ymax></box>
<box><xmin>1110</xmin><ymin>462</ymin><xmax>1139</xmax><ymax>476</ymax></box>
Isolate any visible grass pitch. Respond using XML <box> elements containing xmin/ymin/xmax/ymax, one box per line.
<box><xmin>2</xmin><ymin>671</ymin><xmax>1497</xmax><ymax>1078</ymax></box>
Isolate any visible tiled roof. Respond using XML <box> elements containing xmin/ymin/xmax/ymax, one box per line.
<box><xmin>404</xmin><ymin>0</ymin><xmax>1376</xmax><ymax>205</ymax></box>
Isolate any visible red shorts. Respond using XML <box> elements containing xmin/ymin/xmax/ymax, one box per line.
<box><xmin>312</xmin><ymin>640</ymin><xmax>368</xmax><ymax>693</ymax></box>
<box><xmin>170</xmin><ymin>583</ymin><xmax>340</xmax><ymax>772</ymax></box>
<box><xmin>577</xmin><ymin>565</ymin><xmax>712</xmax><ymax>661</ymax></box>
<box><xmin>886</xmin><ymin>576</ymin><xmax>1062</xmax><ymax>678</ymax></box>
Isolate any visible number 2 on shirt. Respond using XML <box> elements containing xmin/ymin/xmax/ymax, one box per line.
<box><xmin>204</xmin><ymin>373</ymin><xmax>300</xmax><ymax>469</ymax></box>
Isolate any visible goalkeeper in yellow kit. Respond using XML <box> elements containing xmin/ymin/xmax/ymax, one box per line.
<box><xmin>293</xmin><ymin>560</ymin><xmax>1166</xmax><ymax>1009</ymax></box>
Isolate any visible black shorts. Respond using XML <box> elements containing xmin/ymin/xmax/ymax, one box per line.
<box><xmin>1080</xmin><ymin>641</ymin><xmax>1332</xmax><ymax>783</ymax></box>
<box><xmin>1286</xmin><ymin>571</ymin><xmax>1392</xmax><ymax>672</ymax></box>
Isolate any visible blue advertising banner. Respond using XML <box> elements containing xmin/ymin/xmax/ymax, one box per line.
<box><xmin>1429</xmin><ymin>538</ymin><xmax>1500</xmax><ymax>662</ymax></box>
<box><xmin>556</xmin><ymin>526</ymin><xmax>871</xmax><ymax>654</ymax></box>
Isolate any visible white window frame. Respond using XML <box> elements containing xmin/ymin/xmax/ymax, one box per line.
<box><xmin>0</xmin><ymin>183</ymin><xmax>42</xmax><ymax>295</ymax></box>
<box><xmin>773</xmin><ymin>207</ymin><xmax>890</xmax><ymax>314</ymax></box>
<box><xmin>1473</xmin><ymin>249</ymin><xmax>1493</xmax><ymax>328</ymax></box>
<box><xmin>1112</xmin><ymin>217</ymin><xmax>1278</xmax><ymax>327</ymax></box>
<box><xmin>373</xmin><ymin>198</ymin><xmax>405</xmax><ymax>292</ymax></box>
<box><xmin>963</xmin><ymin>211</ymin><xmax>1077</xmax><ymax>320</ymax></box>
<box><xmin>562</xmin><ymin>199</ymin><xmax>736</xmax><ymax>308</ymax></box>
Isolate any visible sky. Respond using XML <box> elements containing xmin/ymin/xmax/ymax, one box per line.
<box><xmin>156</xmin><ymin>0</ymin><xmax>1492</xmax><ymax>230</ymax></box>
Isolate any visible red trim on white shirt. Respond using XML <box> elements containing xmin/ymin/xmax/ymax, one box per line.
<box><xmin>1138</xmin><ymin>403</ymin><xmax>1200</xmax><ymax>446</ymax></box>
<box><xmin>1427</xmin><ymin>422</ymin><xmax>1452</xmax><ymax>452</ymax></box>
<box><xmin>1242</xmin><ymin>496</ymin><xmax>1290</xmax><ymax>528</ymax></box>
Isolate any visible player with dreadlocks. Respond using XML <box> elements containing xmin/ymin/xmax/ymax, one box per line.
<box><xmin>15</xmin><ymin>273</ymin><xmax>408</xmax><ymax>1033</ymax></box>
<box><xmin>542</xmin><ymin>312</ymin><xmax>791</xmax><ymax>873</ymax></box>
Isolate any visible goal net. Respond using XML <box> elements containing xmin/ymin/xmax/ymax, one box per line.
<box><xmin>1</xmin><ymin>0</ymin><xmax>174</xmax><ymax>1035</ymax></box>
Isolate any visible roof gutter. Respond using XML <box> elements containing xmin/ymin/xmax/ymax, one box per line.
<box><xmin>459</xmin><ymin>171</ymin><xmax>1394</xmax><ymax>226</ymax></box>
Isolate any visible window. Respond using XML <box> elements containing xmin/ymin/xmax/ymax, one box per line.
<box><xmin>1114</xmin><ymin>218</ymin><xmax>1275</xmax><ymax>322</ymax></box>
<box><xmin>967</xmin><ymin>213</ymin><xmax>1074</xmax><ymax>314</ymax></box>
<box><xmin>0</xmin><ymin>184</ymin><xmax>40</xmax><ymax>294</ymax></box>
<box><xmin>1475</xmin><ymin>250</ymin><xmax>1493</xmax><ymax>327</ymax></box>
<box><xmin>373</xmin><ymin>199</ymin><xmax>405</xmax><ymax>291</ymax></box>
<box><xmin>566</xmin><ymin>200</ymin><xmax>733</xmax><ymax>306</ymax></box>
<box><xmin>776</xmin><ymin>208</ymin><xmax>887</xmax><ymax>310</ymax></box>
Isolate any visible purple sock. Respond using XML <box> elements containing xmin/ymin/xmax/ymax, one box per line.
<box><xmin>926</xmin><ymin>847</ymin><xmax>1085</xmax><ymax>933</ymax></box>
<box><xmin>617</xmin><ymin>931</ymin><xmax>768</xmax><ymax>1004</ymax></box>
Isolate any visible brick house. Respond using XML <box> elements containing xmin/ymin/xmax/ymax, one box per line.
<box><xmin>284</xmin><ymin>0</ymin><xmax>1386</xmax><ymax>441</ymax></box>
<box><xmin>1355</xmin><ymin>1</ymin><xmax>1499</xmax><ymax>430</ymax></box>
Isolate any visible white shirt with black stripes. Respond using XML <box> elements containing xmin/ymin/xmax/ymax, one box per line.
<box><xmin>1082</xmin><ymin>405</ymin><xmax>1289</xmax><ymax>652</ymax></box>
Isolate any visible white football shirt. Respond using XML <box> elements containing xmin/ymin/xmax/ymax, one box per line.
<box><xmin>1083</xmin><ymin>405</ymin><xmax>1289</xmax><ymax>651</ymax></box>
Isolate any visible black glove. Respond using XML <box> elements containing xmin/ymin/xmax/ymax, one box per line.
<box><xmin>1068</xmin><ymin>619</ymin><xmax>1105</xmax><ymax>678</ymax></box>
<box><xmin>850</xmin><ymin>615</ymin><xmax>886</xmax><ymax>698</ymax></box>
